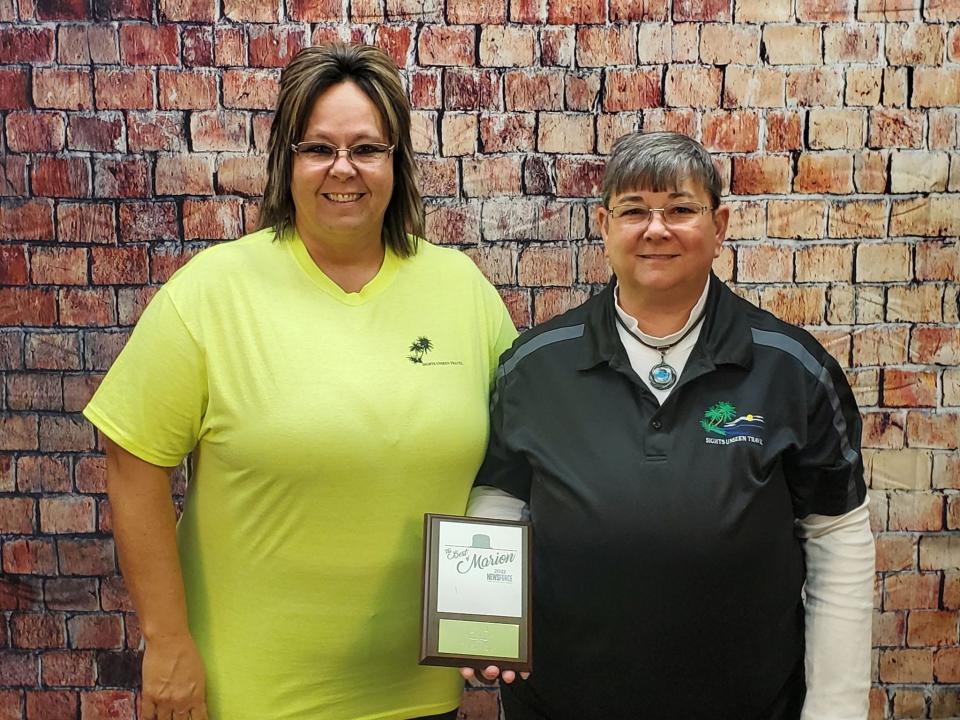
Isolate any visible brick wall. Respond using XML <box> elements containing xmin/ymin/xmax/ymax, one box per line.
<box><xmin>0</xmin><ymin>0</ymin><xmax>958</xmax><ymax>718</ymax></box>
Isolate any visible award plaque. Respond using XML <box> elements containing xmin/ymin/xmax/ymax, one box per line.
<box><xmin>420</xmin><ymin>514</ymin><xmax>532</xmax><ymax>671</ymax></box>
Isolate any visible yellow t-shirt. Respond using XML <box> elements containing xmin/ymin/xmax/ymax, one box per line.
<box><xmin>83</xmin><ymin>228</ymin><xmax>517</xmax><ymax>720</ymax></box>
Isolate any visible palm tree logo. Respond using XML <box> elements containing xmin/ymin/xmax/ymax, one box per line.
<box><xmin>408</xmin><ymin>336</ymin><xmax>434</xmax><ymax>364</ymax></box>
<box><xmin>701</xmin><ymin>401</ymin><xmax>737</xmax><ymax>436</ymax></box>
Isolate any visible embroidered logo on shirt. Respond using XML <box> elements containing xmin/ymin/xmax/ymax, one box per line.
<box><xmin>406</xmin><ymin>336</ymin><xmax>463</xmax><ymax>367</ymax></box>
<box><xmin>700</xmin><ymin>401</ymin><xmax>764</xmax><ymax>446</ymax></box>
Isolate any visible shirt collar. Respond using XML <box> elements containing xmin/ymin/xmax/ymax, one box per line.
<box><xmin>578</xmin><ymin>274</ymin><xmax>754</xmax><ymax>372</ymax></box>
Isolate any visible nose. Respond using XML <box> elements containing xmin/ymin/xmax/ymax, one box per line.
<box><xmin>642</xmin><ymin>209</ymin><xmax>671</xmax><ymax>240</ymax></box>
<box><xmin>328</xmin><ymin>151</ymin><xmax>357</xmax><ymax>180</ymax></box>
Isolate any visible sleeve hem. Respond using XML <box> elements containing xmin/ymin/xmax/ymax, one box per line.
<box><xmin>82</xmin><ymin>405</ymin><xmax>185</xmax><ymax>468</ymax></box>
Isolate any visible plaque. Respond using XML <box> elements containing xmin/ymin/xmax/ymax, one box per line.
<box><xmin>420</xmin><ymin>514</ymin><xmax>532</xmax><ymax>671</ymax></box>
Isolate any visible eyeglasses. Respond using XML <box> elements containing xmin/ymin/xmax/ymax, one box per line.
<box><xmin>607</xmin><ymin>201</ymin><xmax>713</xmax><ymax>228</ymax></box>
<box><xmin>290</xmin><ymin>141</ymin><xmax>395</xmax><ymax>167</ymax></box>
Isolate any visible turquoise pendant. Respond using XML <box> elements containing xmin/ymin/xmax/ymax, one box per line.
<box><xmin>649</xmin><ymin>362</ymin><xmax>677</xmax><ymax>390</ymax></box>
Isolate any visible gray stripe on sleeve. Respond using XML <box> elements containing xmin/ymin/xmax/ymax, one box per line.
<box><xmin>497</xmin><ymin>324</ymin><xmax>585</xmax><ymax>382</ymax></box>
<box><xmin>751</xmin><ymin>328</ymin><xmax>859</xmax><ymax>466</ymax></box>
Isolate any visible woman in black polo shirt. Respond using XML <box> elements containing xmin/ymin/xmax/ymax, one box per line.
<box><xmin>465</xmin><ymin>132</ymin><xmax>874</xmax><ymax>720</ymax></box>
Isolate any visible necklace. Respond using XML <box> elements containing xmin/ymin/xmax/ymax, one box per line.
<box><xmin>614</xmin><ymin>310</ymin><xmax>706</xmax><ymax>390</ymax></box>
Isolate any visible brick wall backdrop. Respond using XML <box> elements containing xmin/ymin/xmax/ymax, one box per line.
<box><xmin>0</xmin><ymin>0</ymin><xmax>958</xmax><ymax>718</ymax></box>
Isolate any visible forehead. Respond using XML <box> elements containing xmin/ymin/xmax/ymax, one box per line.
<box><xmin>610</xmin><ymin>178</ymin><xmax>710</xmax><ymax>204</ymax></box>
<box><xmin>302</xmin><ymin>81</ymin><xmax>387</xmax><ymax>139</ymax></box>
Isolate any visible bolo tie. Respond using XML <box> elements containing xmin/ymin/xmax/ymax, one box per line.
<box><xmin>614</xmin><ymin>310</ymin><xmax>706</xmax><ymax>390</ymax></box>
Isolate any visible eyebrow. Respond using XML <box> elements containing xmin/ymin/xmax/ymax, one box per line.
<box><xmin>617</xmin><ymin>191</ymin><xmax>693</xmax><ymax>203</ymax></box>
<box><xmin>300</xmin><ymin>131</ymin><xmax>387</xmax><ymax>144</ymax></box>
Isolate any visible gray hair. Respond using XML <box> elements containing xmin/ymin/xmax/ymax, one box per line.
<box><xmin>601</xmin><ymin>132</ymin><xmax>722</xmax><ymax>209</ymax></box>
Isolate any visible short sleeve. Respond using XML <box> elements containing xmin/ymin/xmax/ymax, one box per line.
<box><xmin>83</xmin><ymin>286</ymin><xmax>207</xmax><ymax>467</ymax></box>
<box><xmin>783</xmin><ymin>353</ymin><xmax>866</xmax><ymax>519</ymax></box>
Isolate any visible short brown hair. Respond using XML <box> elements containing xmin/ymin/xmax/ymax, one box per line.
<box><xmin>259</xmin><ymin>43</ymin><xmax>423</xmax><ymax>257</ymax></box>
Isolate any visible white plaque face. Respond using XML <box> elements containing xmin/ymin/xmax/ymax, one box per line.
<box><xmin>436</xmin><ymin>519</ymin><xmax>524</xmax><ymax>618</ymax></box>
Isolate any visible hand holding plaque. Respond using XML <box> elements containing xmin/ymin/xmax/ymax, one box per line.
<box><xmin>419</xmin><ymin>514</ymin><xmax>532</xmax><ymax>672</ymax></box>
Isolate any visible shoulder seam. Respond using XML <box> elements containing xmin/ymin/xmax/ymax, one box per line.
<box><xmin>498</xmin><ymin>324</ymin><xmax>585</xmax><ymax>382</ymax></box>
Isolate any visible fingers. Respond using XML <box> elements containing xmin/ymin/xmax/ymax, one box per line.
<box><xmin>481</xmin><ymin>665</ymin><xmax>501</xmax><ymax>681</ymax></box>
<box><xmin>501</xmin><ymin>669</ymin><xmax>516</xmax><ymax>684</ymax></box>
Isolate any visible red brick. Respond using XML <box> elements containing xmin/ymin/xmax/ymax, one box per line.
<box><xmin>934</xmin><ymin>648</ymin><xmax>960</xmax><ymax>682</ymax></box>
<box><xmin>700</xmin><ymin>23</ymin><xmax>759</xmax><ymax>65</ymax></box>
<box><xmin>187</xmin><ymin>110</ymin><xmax>247</xmax><ymax>152</ymax></box>
<box><xmin>36</xmin><ymin>0</ymin><xmax>88</xmax><ymax>18</ymax></box>
<box><xmin>504</xmin><ymin>70</ymin><xmax>563</xmax><ymax>111</ymax></box>
<box><xmin>722</xmin><ymin>67</ymin><xmax>784</xmax><ymax>109</ymax></box>
<box><xmin>25</xmin><ymin>332</ymin><xmax>81</xmax><ymax>370</ymax></box>
<box><xmin>418</xmin><ymin>25</ymin><xmax>474</xmax><ymax>66</ymax></box>
<box><xmin>33</xmin><ymin>68</ymin><xmax>93</xmax><ymax>111</ymax></box>
<box><xmin>217</xmin><ymin>156</ymin><xmax>266</xmax><ymax>196</ymax></box>
<box><xmin>0</xmin><ymin>246</ymin><xmax>28</xmax><ymax>285</ymax></box>
<box><xmin>74</xmin><ymin>456</ymin><xmax>107</xmax><ymax>495</ymax></box>
<box><xmin>0</xmin><ymin>413</ymin><xmax>39</xmax><ymax>451</ymax></box>
<box><xmin>94</xmin><ymin>68</ymin><xmax>153</xmax><ymax>110</ymax></box>
<box><xmin>885</xmin><ymin>572</ymin><xmax>942</xmax><ymax>610</ymax></box>
<box><xmin>447</xmin><ymin>0</ymin><xmax>505</xmax><ymax>21</ymax></box>
<box><xmin>611</xmin><ymin>0</ymin><xmax>668</xmax><ymax>20</ymax></box>
<box><xmin>25</xmin><ymin>690</ymin><xmax>77</xmax><ymax>720</ymax></box>
<box><xmin>66</xmin><ymin>614</ymin><xmax>123</xmax><ymax>650</ymax></box>
<box><xmin>540</xmin><ymin>27</ymin><xmax>573</xmax><ymax>66</ymax></box>
<box><xmin>2</xmin><ymin>538</ymin><xmax>56</xmax><ymax>574</ymax></box>
<box><xmin>58</xmin><ymin>203</ymin><xmax>116</xmax><ymax>245</ymax></box>
<box><xmin>766</xmin><ymin>112</ymin><xmax>803</xmax><ymax>152</ymax></box>
<box><xmin>576</xmin><ymin>26</ymin><xmax>635</xmax><ymax>67</ymax></box>
<box><xmin>666</xmin><ymin>66</ymin><xmax>722</xmax><ymax>109</ymax></box>
<box><xmin>90</xmin><ymin>246</ymin><xmax>148</xmax><ymax>285</ymax></box>
<box><xmin>462</xmin><ymin>157</ymin><xmax>522</xmax><ymax>198</ymax></box>
<box><xmin>41</xmin><ymin>650</ymin><xmax>95</xmax><ymax>687</ymax></box>
<box><xmin>702</xmin><ymin>111</ymin><xmax>759</xmax><ymax>152</ymax></box>
<box><xmin>223</xmin><ymin>68</ymin><xmax>279</xmax><ymax>110</ymax></box>
<box><xmin>0</xmin><ymin>26</ymin><xmax>54</xmax><ymax>63</ymax></box>
<box><xmin>907</xmin><ymin>412</ymin><xmax>959</xmax><ymax>450</ymax></box>
<box><xmin>0</xmin><ymin>497</ymin><xmax>35</xmax><ymax>534</ymax></box>
<box><xmin>913</xmin><ymin>69</ymin><xmax>960</xmax><ymax>109</ymax></box>
<box><xmin>182</xmin><ymin>25</ymin><xmax>213</xmax><ymax>66</ymax></box>
<box><xmin>911</xmin><ymin>328</ymin><xmax>960</xmax><ymax>366</ymax></box>
<box><xmin>479</xmin><ymin>114</ymin><xmax>535</xmax><ymax>153</ymax></box>
<box><xmin>57</xmin><ymin>24</ymin><xmax>119</xmax><ymax>64</ymax></box>
<box><xmin>159</xmin><ymin>0</ymin><xmax>215</xmax><ymax>20</ymax></box>
<box><xmin>182</xmin><ymin>198</ymin><xmax>243</xmax><ymax>240</ymax></box>
<box><xmin>907</xmin><ymin>610</ymin><xmax>958</xmax><ymax>647</ymax></box>
<box><xmin>0</xmin><ymin>68</ymin><xmax>28</xmax><ymax>110</ymax></box>
<box><xmin>517</xmin><ymin>246</ymin><xmax>574</xmax><ymax>286</ymax></box>
<box><xmin>7</xmin><ymin>373</ymin><xmax>62</xmax><ymax>412</ymax></box>
<box><xmin>150</xmin><ymin>245</ymin><xmax>202</xmax><ymax>282</ymax></box>
<box><xmin>409</xmin><ymin>70</ymin><xmax>440</xmax><ymax>109</ymax></box>
<box><xmin>0</xmin><ymin>653</ymin><xmax>38</xmax><ymax>686</ymax></box>
<box><xmin>889</xmin><ymin>491</ymin><xmax>944</xmax><ymax>531</ymax></box>
<box><xmin>0</xmin><ymin>692</ymin><xmax>21</xmax><ymax>720</ymax></box>
<box><xmin>798</xmin><ymin>0</ymin><xmax>854</xmax><ymax>20</ymax></box>
<box><xmin>127</xmin><ymin>111</ymin><xmax>184</xmax><ymax>152</ymax></box>
<box><xmin>373</xmin><ymin>24</ymin><xmax>412</xmax><ymax>67</ymax></box>
<box><xmin>916</xmin><ymin>241</ymin><xmax>958</xmax><ymax>282</ymax></box>
<box><xmin>30</xmin><ymin>247</ymin><xmax>87</xmax><ymax>286</ymax></box>
<box><xmin>0</xmin><ymin>155</ymin><xmax>29</xmax><ymax>195</ymax></box>
<box><xmin>534</xmin><ymin>287</ymin><xmax>592</xmax><ymax>324</ymax></box>
<box><xmin>117</xmin><ymin>286</ymin><xmax>157</xmax><ymax>326</ymax></box>
<box><xmin>603</xmin><ymin>68</ymin><xmax>661</xmax><ymax>111</ymax></box>
<box><xmin>158</xmin><ymin>69</ymin><xmax>217</xmax><ymax>110</ymax></box>
<box><xmin>214</xmin><ymin>25</ymin><xmax>247</xmax><ymax>63</ymax></box>
<box><xmin>869</xmin><ymin>109</ymin><xmax>925</xmax><ymax>149</ymax></box>
<box><xmin>285</xmin><ymin>0</ymin><xmax>340</xmax><ymax>19</ymax></box>
<box><xmin>39</xmin><ymin>414</ymin><xmax>95</xmax><ymax>452</ymax></box>
<box><xmin>880</xmin><ymin>648</ymin><xmax>935</xmax><ymax>682</ymax></box>
<box><xmin>786</xmin><ymin>68</ymin><xmax>844</xmax><ymax>107</ymax></box>
<box><xmin>808</xmin><ymin>109</ymin><xmax>865</xmax><ymax>150</ymax></box>
<box><xmin>732</xmin><ymin>156</ymin><xmax>791</xmax><ymax>195</ymax></box>
<box><xmin>561</xmin><ymin>74</ymin><xmax>597</xmax><ymax>112</ymax></box>
<box><xmin>884</xmin><ymin>369</ymin><xmax>937</xmax><ymax>407</ymax></box>
<box><xmin>119</xmin><ymin>202</ymin><xmax>178</xmax><ymax>242</ymax></box>
<box><xmin>926</xmin><ymin>0</ymin><xmax>960</xmax><ymax>19</ymax></box>
<box><xmin>759</xmin><ymin>287</ymin><xmax>826</xmax><ymax>325</ymax></box>
<box><xmin>12</xmin><ymin>613</ymin><xmax>65</xmax><ymax>649</ymax></box>
<box><xmin>67</xmin><ymin>115</ymin><xmax>124</xmax><ymax>153</ymax></box>
<box><xmin>31</xmin><ymin>157</ymin><xmax>89</xmax><ymax>199</ymax></box>
<box><xmin>875</xmin><ymin>534</ymin><xmax>915</xmax><ymax>572</ymax></box>
<box><xmin>886</xmin><ymin>23</ymin><xmax>944</xmax><ymax>66</ymax></box>
<box><xmin>40</xmin><ymin>496</ymin><xmax>95</xmax><ymax>534</ymax></box>
<box><xmin>155</xmin><ymin>154</ymin><xmax>214</xmax><ymax>196</ymax></box>
<box><xmin>80</xmin><ymin>690</ymin><xmax>136</xmax><ymax>720</ymax></box>
<box><xmin>548</xmin><ymin>0</ymin><xmax>606</xmax><ymax>23</ymax></box>
<box><xmin>794</xmin><ymin>154</ymin><xmax>854</xmax><ymax>194</ymax></box>
<box><xmin>862</xmin><ymin>410</ymin><xmax>905</xmax><ymax>448</ymax></box>
<box><xmin>0</xmin><ymin>288</ymin><xmax>56</xmax><ymax>326</ymax></box>
<box><xmin>57</xmin><ymin>539</ymin><xmax>115</xmax><ymax>576</ymax></box>
<box><xmin>674</xmin><ymin>0</ymin><xmax>730</xmax><ymax>20</ymax></box>
<box><xmin>63</xmin><ymin>374</ymin><xmax>104</xmax><ymax>412</ymax></box>
<box><xmin>555</xmin><ymin>157</ymin><xmax>605</xmax><ymax>198</ymax></box>
<box><xmin>119</xmin><ymin>23</ymin><xmax>179</xmax><ymax>65</ymax></box>
<box><xmin>248</xmin><ymin>25</ymin><xmax>307</xmax><ymax>68</ymax></box>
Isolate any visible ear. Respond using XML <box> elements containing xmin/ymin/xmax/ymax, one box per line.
<box><xmin>710</xmin><ymin>205</ymin><xmax>729</xmax><ymax>259</ymax></box>
<box><xmin>597</xmin><ymin>205</ymin><xmax>609</xmax><ymax>255</ymax></box>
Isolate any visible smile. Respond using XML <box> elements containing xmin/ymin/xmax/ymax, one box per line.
<box><xmin>324</xmin><ymin>193</ymin><xmax>364</xmax><ymax>203</ymax></box>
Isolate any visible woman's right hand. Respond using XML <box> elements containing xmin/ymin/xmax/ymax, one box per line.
<box><xmin>140</xmin><ymin>634</ymin><xmax>209</xmax><ymax>720</ymax></box>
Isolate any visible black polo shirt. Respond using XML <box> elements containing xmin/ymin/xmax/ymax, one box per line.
<box><xmin>475</xmin><ymin>274</ymin><xmax>865</xmax><ymax>720</ymax></box>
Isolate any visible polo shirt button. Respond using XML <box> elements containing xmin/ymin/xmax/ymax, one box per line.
<box><xmin>651</xmin><ymin>419</ymin><xmax>662</xmax><ymax>430</ymax></box>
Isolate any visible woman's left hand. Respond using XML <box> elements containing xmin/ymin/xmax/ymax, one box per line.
<box><xmin>459</xmin><ymin>665</ymin><xmax>529</xmax><ymax>686</ymax></box>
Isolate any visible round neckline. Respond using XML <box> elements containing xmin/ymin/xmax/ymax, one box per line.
<box><xmin>287</xmin><ymin>228</ymin><xmax>399</xmax><ymax>306</ymax></box>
